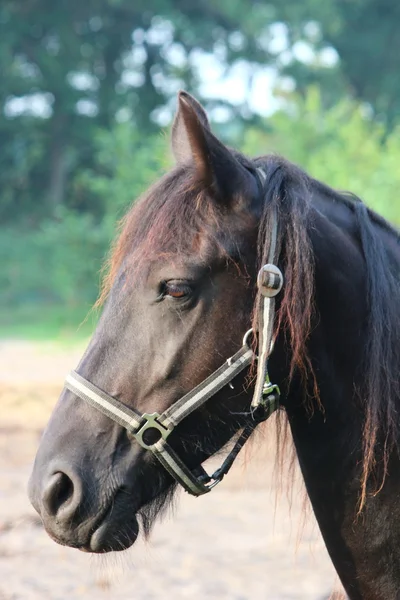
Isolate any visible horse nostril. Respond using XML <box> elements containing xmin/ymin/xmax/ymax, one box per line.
<box><xmin>42</xmin><ymin>471</ymin><xmax>76</xmax><ymax>517</ymax></box>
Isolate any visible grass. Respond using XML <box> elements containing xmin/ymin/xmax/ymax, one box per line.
<box><xmin>0</xmin><ymin>303</ymin><xmax>99</xmax><ymax>343</ymax></box>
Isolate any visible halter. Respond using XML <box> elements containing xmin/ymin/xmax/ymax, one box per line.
<box><xmin>64</xmin><ymin>168</ymin><xmax>284</xmax><ymax>496</ymax></box>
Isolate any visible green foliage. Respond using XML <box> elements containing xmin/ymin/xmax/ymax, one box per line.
<box><xmin>75</xmin><ymin>123</ymin><xmax>171</xmax><ymax>218</ymax></box>
<box><xmin>0</xmin><ymin>0</ymin><xmax>272</xmax><ymax>219</ymax></box>
<box><xmin>2</xmin><ymin>0</ymin><xmax>400</xmax><ymax>224</ymax></box>
<box><xmin>1</xmin><ymin>0</ymin><xmax>400</xmax><ymax>339</ymax></box>
<box><xmin>3</xmin><ymin>89</ymin><xmax>400</xmax><ymax>339</ymax></box>
<box><xmin>1</xmin><ymin>211</ymin><xmax>111</xmax><ymax>308</ymax></box>
<box><xmin>1</xmin><ymin>124</ymin><xmax>167</xmax><ymax>329</ymax></box>
<box><xmin>272</xmin><ymin>0</ymin><xmax>400</xmax><ymax>127</ymax></box>
<box><xmin>0</xmin><ymin>304</ymin><xmax>96</xmax><ymax>341</ymax></box>
<box><xmin>242</xmin><ymin>89</ymin><xmax>400</xmax><ymax>225</ymax></box>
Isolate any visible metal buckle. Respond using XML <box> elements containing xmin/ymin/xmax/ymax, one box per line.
<box><xmin>261</xmin><ymin>383</ymin><xmax>280</xmax><ymax>415</ymax></box>
<box><xmin>134</xmin><ymin>413</ymin><xmax>172</xmax><ymax>449</ymax></box>
<box><xmin>197</xmin><ymin>471</ymin><xmax>224</xmax><ymax>492</ymax></box>
<box><xmin>252</xmin><ymin>382</ymin><xmax>280</xmax><ymax>422</ymax></box>
<box><xmin>257</xmin><ymin>264</ymin><xmax>283</xmax><ymax>297</ymax></box>
<box><xmin>263</xmin><ymin>382</ymin><xmax>280</xmax><ymax>398</ymax></box>
<box><xmin>194</xmin><ymin>464</ymin><xmax>225</xmax><ymax>492</ymax></box>
<box><xmin>205</xmin><ymin>477</ymin><xmax>223</xmax><ymax>491</ymax></box>
<box><xmin>182</xmin><ymin>476</ymin><xmax>221</xmax><ymax>495</ymax></box>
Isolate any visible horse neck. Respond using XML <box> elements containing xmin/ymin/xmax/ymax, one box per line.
<box><xmin>281</xmin><ymin>196</ymin><xmax>400</xmax><ymax>599</ymax></box>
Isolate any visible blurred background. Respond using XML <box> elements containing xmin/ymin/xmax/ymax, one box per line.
<box><xmin>1</xmin><ymin>1</ymin><xmax>399</xmax><ymax>598</ymax></box>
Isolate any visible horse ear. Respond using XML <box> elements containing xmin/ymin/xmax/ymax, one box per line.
<box><xmin>171</xmin><ymin>91</ymin><xmax>211</xmax><ymax>165</ymax></box>
<box><xmin>171</xmin><ymin>91</ymin><xmax>256</xmax><ymax>205</ymax></box>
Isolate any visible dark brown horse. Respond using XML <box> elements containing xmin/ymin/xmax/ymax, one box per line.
<box><xmin>29</xmin><ymin>92</ymin><xmax>400</xmax><ymax>599</ymax></box>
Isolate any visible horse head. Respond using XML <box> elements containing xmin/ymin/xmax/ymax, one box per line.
<box><xmin>29</xmin><ymin>92</ymin><xmax>285</xmax><ymax>552</ymax></box>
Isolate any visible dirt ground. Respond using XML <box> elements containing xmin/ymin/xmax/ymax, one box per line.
<box><xmin>0</xmin><ymin>340</ymin><xmax>344</xmax><ymax>600</ymax></box>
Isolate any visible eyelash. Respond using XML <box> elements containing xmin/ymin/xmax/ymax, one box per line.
<box><xmin>162</xmin><ymin>281</ymin><xmax>193</xmax><ymax>300</ymax></box>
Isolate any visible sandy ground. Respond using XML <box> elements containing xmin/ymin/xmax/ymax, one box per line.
<box><xmin>0</xmin><ymin>340</ymin><xmax>344</xmax><ymax>600</ymax></box>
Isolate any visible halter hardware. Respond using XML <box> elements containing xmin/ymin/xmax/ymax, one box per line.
<box><xmin>134</xmin><ymin>413</ymin><xmax>172</xmax><ymax>449</ymax></box>
<box><xmin>64</xmin><ymin>167</ymin><xmax>284</xmax><ymax>497</ymax></box>
<box><xmin>257</xmin><ymin>263</ymin><xmax>283</xmax><ymax>297</ymax></box>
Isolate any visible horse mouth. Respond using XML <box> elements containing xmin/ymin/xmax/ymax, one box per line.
<box><xmin>83</xmin><ymin>490</ymin><xmax>140</xmax><ymax>553</ymax></box>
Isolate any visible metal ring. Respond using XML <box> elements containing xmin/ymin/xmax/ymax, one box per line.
<box><xmin>242</xmin><ymin>328</ymin><xmax>253</xmax><ymax>347</ymax></box>
<box><xmin>134</xmin><ymin>413</ymin><xmax>172</xmax><ymax>450</ymax></box>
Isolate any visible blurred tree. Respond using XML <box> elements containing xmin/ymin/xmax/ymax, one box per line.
<box><xmin>4</xmin><ymin>87</ymin><xmax>399</xmax><ymax>316</ymax></box>
<box><xmin>0</xmin><ymin>0</ymin><xmax>272</xmax><ymax>219</ymax></box>
<box><xmin>243</xmin><ymin>88</ymin><xmax>400</xmax><ymax>226</ymax></box>
<box><xmin>273</xmin><ymin>0</ymin><xmax>400</xmax><ymax>127</ymax></box>
<box><xmin>1</xmin><ymin>0</ymin><xmax>399</xmax><ymax>221</ymax></box>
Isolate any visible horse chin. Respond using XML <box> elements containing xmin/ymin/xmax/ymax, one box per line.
<box><xmin>87</xmin><ymin>512</ymin><xmax>139</xmax><ymax>553</ymax></box>
<box><xmin>84</xmin><ymin>483</ymin><xmax>176</xmax><ymax>553</ymax></box>
<box><xmin>82</xmin><ymin>488</ymin><xmax>141</xmax><ymax>553</ymax></box>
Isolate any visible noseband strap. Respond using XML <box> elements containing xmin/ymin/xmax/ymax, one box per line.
<box><xmin>66</xmin><ymin>343</ymin><xmax>254</xmax><ymax>495</ymax></box>
<box><xmin>64</xmin><ymin>167</ymin><xmax>283</xmax><ymax>496</ymax></box>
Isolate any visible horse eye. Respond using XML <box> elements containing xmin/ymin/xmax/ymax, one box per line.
<box><xmin>164</xmin><ymin>282</ymin><xmax>192</xmax><ymax>299</ymax></box>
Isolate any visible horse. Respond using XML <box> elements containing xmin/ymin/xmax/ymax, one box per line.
<box><xmin>28</xmin><ymin>91</ymin><xmax>400</xmax><ymax>599</ymax></box>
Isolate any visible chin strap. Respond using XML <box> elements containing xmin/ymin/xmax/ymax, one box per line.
<box><xmin>64</xmin><ymin>167</ymin><xmax>284</xmax><ymax>497</ymax></box>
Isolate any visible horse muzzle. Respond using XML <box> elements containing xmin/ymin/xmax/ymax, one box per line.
<box><xmin>28</xmin><ymin>461</ymin><xmax>139</xmax><ymax>553</ymax></box>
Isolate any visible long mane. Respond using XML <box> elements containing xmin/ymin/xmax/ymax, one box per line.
<box><xmin>255</xmin><ymin>156</ymin><xmax>400</xmax><ymax>509</ymax></box>
<box><xmin>99</xmin><ymin>153</ymin><xmax>400</xmax><ymax>510</ymax></box>
<box><xmin>352</xmin><ymin>197</ymin><xmax>400</xmax><ymax>507</ymax></box>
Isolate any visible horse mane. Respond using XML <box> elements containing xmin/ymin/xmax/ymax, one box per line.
<box><xmin>254</xmin><ymin>156</ymin><xmax>400</xmax><ymax>510</ymax></box>
<box><xmin>252</xmin><ymin>157</ymin><xmax>317</xmax><ymax>397</ymax></box>
<box><xmin>352</xmin><ymin>200</ymin><xmax>400</xmax><ymax>508</ymax></box>
<box><xmin>98</xmin><ymin>152</ymin><xmax>400</xmax><ymax>510</ymax></box>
